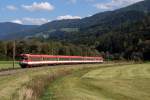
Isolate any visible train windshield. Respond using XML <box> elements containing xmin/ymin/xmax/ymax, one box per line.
<box><xmin>20</xmin><ymin>56</ymin><xmax>28</xmax><ymax>61</ymax></box>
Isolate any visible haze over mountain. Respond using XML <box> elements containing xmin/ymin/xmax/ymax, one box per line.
<box><xmin>0</xmin><ymin>22</ymin><xmax>38</xmax><ymax>40</ymax></box>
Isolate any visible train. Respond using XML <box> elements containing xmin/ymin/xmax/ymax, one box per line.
<box><xmin>19</xmin><ymin>54</ymin><xmax>104</xmax><ymax>68</ymax></box>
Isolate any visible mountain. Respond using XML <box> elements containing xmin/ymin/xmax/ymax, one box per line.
<box><xmin>0</xmin><ymin>22</ymin><xmax>38</xmax><ymax>40</ymax></box>
<box><xmin>0</xmin><ymin>19</ymin><xmax>81</xmax><ymax>40</ymax></box>
<box><xmin>0</xmin><ymin>0</ymin><xmax>150</xmax><ymax>60</ymax></box>
<box><xmin>118</xmin><ymin>0</ymin><xmax>150</xmax><ymax>12</ymax></box>
<box><xmin>1</xmin><ymin>0</ymin><xmax>150</xmax><ymax>40</ymax></box>
<box><xmin>40</xmin><ymin>19</ymin><xmax>80</xmax><ymax>30</ymax></box>
<box><xmin>40</xmin><ymin>0</ymin><xmax>150</xmax><ymax>41</ymax></box>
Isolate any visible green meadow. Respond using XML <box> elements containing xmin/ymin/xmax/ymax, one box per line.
<box><xmin>0</xmin><ymin>61</ymin><xmax>20</xmax><ymax>70</ymax></box>
<box><xmin>0</xmin><ymin>62</ymin><xmax>150</xmax><ymax>100</ymax></box>
<box><xmin>42</xmin><ymin>63</ymin><xmax>150</xmax><ymax>100</ymax></box>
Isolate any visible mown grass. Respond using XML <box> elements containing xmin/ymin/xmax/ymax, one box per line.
<box><xmin>0</xmin><ymin>63</ymin><xmax>118</xmax><ymax>100</ymax></box>
<box><xmin>42</xmin><ymin>63</ymin><xmax>150</xmax><ymax>100</ymax></box>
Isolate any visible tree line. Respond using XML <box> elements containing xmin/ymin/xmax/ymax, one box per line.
<box><xmin>0</xmin><ymin>40</ymin><xmax>100</xmax><ymax>60</ymax></box>
<box><xmin>89</xmin><ymin>13</ymin><xmax>150</xmax><ymax>61</ymax></box>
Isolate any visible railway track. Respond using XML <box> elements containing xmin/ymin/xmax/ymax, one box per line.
<box><xmin>0</xmin><ymin>68</ymin><xmax>24</xmax><ymax>76</ymax></box>
<box><xmin>0</xmin><ymin>62</ymin><xmax>133</xmax><ymax>76</ymax></box>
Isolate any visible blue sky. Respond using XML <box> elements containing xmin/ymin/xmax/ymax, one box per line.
<box><xmin>0</xmin><ymin>0</ymin><xmax>143</xmax><ymax>25</ymax></box>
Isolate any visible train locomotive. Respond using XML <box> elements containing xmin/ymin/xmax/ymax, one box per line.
<box><xmin>19</xmin><ymin>54</ymin><xmax>103</xmax><ymax>68</ymax></box>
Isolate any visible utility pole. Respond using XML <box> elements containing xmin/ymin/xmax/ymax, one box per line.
<box><xmin>51</xmin><ymin>41</ymin><xmax>54</xmax><ymax>55</ymax></box>
<box><xmin>4</xmin><ymin>42</ymin><xmax>7</xmax><ymax>55</ymax></box>
<box><xmin>13</xmin><ymin>40</ymin><xmax>16</xmax><ymax>69</ymax></box>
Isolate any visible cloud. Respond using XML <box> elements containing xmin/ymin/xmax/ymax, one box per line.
<box><xmin>95</xmin><ymin>4</ymin><xmax>112</xmax><ymax>10</ymax></box>
<box><xmin>22</xmin><ymin>2</ymin><xmax>54</xmax><ymax>11</ymax></box>
<box><xmin>67</xmin><ymin>0</ymin><xmax>95</xmax><ymax>4</ymax></box>
<box><xmin>12</xmin><ymin>18</ymin><xmax>50</xmax><ymax>25</ymax></box>
<box><xmin>6</xmin><ymin>5</ymin><xmax>17</xmax><ymax>11</ymax></box>
<box><xmin>94</xmin><ymin>0</ymin><xmax>144</xmax><ymax>10</ymax></box>
<box><xmin>57</xmin><ymin>15</ymin><xmax>81</xmax><ymax>20</ymax></box>
<box><xmin>12</xmin><ymin>20</ymin><xmax>23</xmax><ymax>24</ymax></box>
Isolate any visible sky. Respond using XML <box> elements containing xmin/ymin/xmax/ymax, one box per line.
<box><xmin>0</xmin><ymin>0</ymin><xmax>144</xmax><ymax>25</ymax></box>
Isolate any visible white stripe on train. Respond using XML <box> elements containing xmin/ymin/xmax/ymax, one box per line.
<box><xmin>21</xmin><ymin>60</ymin><xmax>103</xmax><ymax>65</ymax></box>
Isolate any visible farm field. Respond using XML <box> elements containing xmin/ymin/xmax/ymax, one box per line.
<box><xmin>0</xmin><ymin>62</ymin><xmax>149</xmax><ymax>100</ymax></box>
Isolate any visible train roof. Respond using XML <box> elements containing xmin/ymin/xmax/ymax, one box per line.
<box><xmin>20</xmin><ymin>54</ymin><xmax>103</xmax><ymax>59</ymax></box>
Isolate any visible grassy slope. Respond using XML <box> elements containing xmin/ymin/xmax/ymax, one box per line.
<box><xmin>42</xmin><ymin>63</ymin><xmax>150</xmax><ymax>100</ymax></box>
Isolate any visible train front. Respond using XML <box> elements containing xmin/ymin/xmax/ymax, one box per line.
<box><xmin>19</xmin><ymin>54</ymin><xmax>30</xmax><ymax>68</ymax></box>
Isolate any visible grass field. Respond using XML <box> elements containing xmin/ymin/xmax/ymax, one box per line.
<box><xmin>0</xmin><ymin>61</ymin><xmax>20</xmax><ymax>70</ymax></box>
<box><xmin>0</xmin><ymin>63</ymin><xmax>109</xmax><ymax>100</ymax></box>
<box><xmin>0</xmin><ymin>62</ymin><xmax>150</xmax><ymax>100</ymax></box>
<box><xmin>42</xmin><ymin>63</ymin><xmax>150</xmax><ymax>100</ymax></box>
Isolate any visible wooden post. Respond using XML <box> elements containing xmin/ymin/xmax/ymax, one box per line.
<box><xmin>4</xmin><ymin>42</ymin><xmax>7</xmax><ymax>55</ymax></box>
<box><xmin>13</xmin><ymin>40</ymin><xmax>16</xmax><ymax>69</ymax></box>
<box><xmin>51</xmin><ymin>42</ymin><xmax>54</xmax><ymax>55</ymax></box>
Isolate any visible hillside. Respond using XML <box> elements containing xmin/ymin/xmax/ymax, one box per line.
<box><xmin>0</xmin><ymin>0</ymin><xmax>150</xmax><ymax>60</ymax></box>
<box><xmin>0</xmin><ymin>0</ymin><xmax>149</xmax><ymax>40</ymax></box>
<box><xmin>1</xmin><ymin>0</ymin><xmax>150</xmax><ymax>40</ymax></box>
<box><xmin>118</xmin><ymin>0</ymin><xmax>150</xmax><ymax>12</ymax></box>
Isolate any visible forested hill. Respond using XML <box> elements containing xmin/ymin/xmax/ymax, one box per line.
<box><xmin>118</xmin><ymin>0</ymin><xmax>150</xmax><ymax>12</ymax></box>
<box><xmin>1</xmin><ymin>0</ymin><xmax>150</xmax><ymax>40</ymax></box>
<box><xmin>0</xmin><ymin>0</ymin><xmax>150</xmax><ymax>60</ymax></box>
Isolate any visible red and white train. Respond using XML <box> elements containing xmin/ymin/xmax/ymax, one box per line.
<box><xmin>19</xmin><ymin>54</ymin><xmax>103</xmax><ymax>68</ymax></box>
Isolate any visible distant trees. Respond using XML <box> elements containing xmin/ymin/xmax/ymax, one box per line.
<box><xmin>0</xmin><ymin>40</ymin><xmax>100</xmax><ymax>60</ymax></box>
<box><xmin>95</xmin><ymin>14</ymin><xmax>150</xmax><ymax>61</ymax></box>
<box><xmin>1</xmin><ymin>13</ymin><xmax>150</xmax><ymax>61</ymax></box>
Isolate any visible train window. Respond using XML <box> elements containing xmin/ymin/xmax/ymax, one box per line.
<box><xmin>20</xmin><ymin>56</ymin><xmax>28</xmax><ymax>60</ymax></box>
<box><xmin>31</xmin><ymin>58</ymin><xmax>41</xmax><ymax>61</ymax></box>
<box><xmin>43</xmin><ymin>58</ymin><xmax>58</xmax><ymax>61</ymax></box>
<box><xmin>59</xmin><ymin>58</ymin><xmax>68</xmax><ymax>61</ymax></box>
<box><xmin>49</xmin><ymin>58</ymin><xmax>57</xmax><ymax>61</ymax></box>
<box><xmin>24</xmin><ymin>57</ymin><xmax>28</xmax><ymax>60</ymax></box>
<box><xmin>73</xmin><ymin>58</ymin><xmax>82</xmax><ymax>61</ymax></box>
